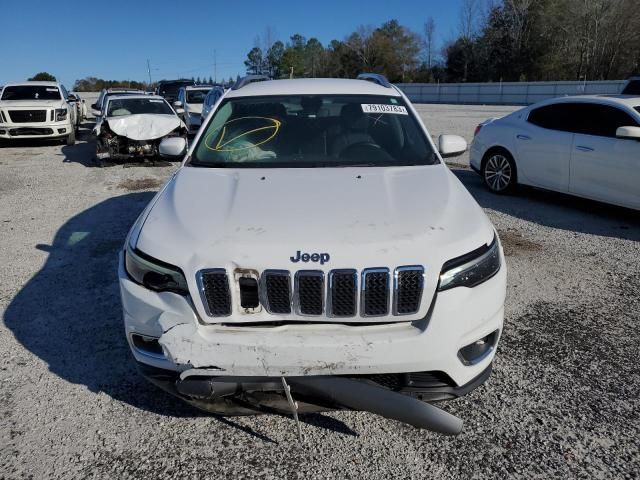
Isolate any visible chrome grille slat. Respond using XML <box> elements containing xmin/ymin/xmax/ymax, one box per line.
<box><xmin>393</xmin><ymin>266</ymin><xmax>425</xmax><ymax>316</ymax></box>
<box><xmin>197</xmin><ymin>269</ymin><xmax>232</xmax><ymax>317</ymax></box>
<box><xmin>328</xmin><ymin>269</ymin><xmax>357</xmax><ymax>317</ymax></box>
<box><xmin>361</xmin><ymin>268</ymin><xmax>390</xmax><ymax>317</ymax></box>
<box><xmin>294</xmin><ymin>270</ymin><xmax>324</xmax><ymax>316</ymax></box>
<box><xmin>261</xmin><ymin>270</ymin><xmax>292</xmax><ymax>314</ymax></box>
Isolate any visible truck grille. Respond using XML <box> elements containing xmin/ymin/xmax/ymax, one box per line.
<box><xmin>8</xmin><ymin>110</ymin><xmax>47</xmax><ymax>123</ymax></box>
<box><xmin>197</xmin><ymin>266</ymin><xmax>425</xmax><ymax>320</ymax></box>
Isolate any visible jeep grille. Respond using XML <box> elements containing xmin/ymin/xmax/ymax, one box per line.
<box><xmin>197</xmin><ymin>266</ymin><xmax>425</xmax><ymax>320</ymax></box>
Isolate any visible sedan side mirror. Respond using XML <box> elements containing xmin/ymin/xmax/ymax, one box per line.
<box><xmin>173</xmin><ymin>101</ymin><xmax>183</xmax><ymax>108</ymax></box>
<box><xmin>438</xmin><ymin>134</ymin><xmax>467</xmax><ymax>158</ymax></box>
<box><xmin>175</xmin><ymin>108</ymin><xmax>185</xmax><ymax>115</ymax></box>
<box><xmin>91</xmin><ymin>103</ymin><xmax>99</xmax><ymax>110</ymax></box>
<box><xmin>616</xmin><ymin>126</ymin><xmax>640</xmax><ymax>140</ymax></box>
<box><xmin>159</xmin><ymin>137</ymin><xmax>187</xmax><ymax>158</ymax></box>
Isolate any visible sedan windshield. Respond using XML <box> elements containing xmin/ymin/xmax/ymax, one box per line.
<box><xmin>186</xmin><ymin>89</ymin><xmax>209</xmax><ymax>104</ymax></box>
<box><xmin>191</xmin><ymin>95</ymin><xmax>437</xmax><ymax>168</ymax></box>
<box><xmin>1</xmin><ymin>85</ymin><xmax>61</xmax><ymax>100</ymax></box>
<box><xmin>107</xmin><ymin>98</ymin><xmax>174</xmax><ymax>117</ymax></box>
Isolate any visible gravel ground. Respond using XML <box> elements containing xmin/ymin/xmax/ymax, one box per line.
<box><xmin>0</xmin><ymin>100</ymin><xmax>639</xmax><ymax>479</ymax></box>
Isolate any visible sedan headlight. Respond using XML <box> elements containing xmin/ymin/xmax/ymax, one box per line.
<box><xmin>438</xmin><ymin>235</ymin><xmax>501</xmax><ymax>291</ymax></box>
<box><xmin>55</xmin><ymin>108</ymin><xmax>68</xmax><ymax>121</ymax></box>
<box><xmin>124</xmin><ymin>245</ymin><xmax>189</xmax><ymax>295</ymax></box>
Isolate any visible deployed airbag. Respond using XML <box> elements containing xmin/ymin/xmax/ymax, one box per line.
<box><xmin>106</xmin><ymin>114</ymin><xmax>182</xmax><ymax>141</ymax></box>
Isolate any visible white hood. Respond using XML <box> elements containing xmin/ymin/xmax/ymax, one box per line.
<box><xmin>136</xmin><ymin>164</ymin><xmax>495</xmax><ymax>323</ymax></box>
<box><xmin>0</xmin><ymin>99</ymin><xmax>66</xmax><ymax>108</ymax></box>
<box><xmin>106</xmin><ymin>114</ymin><xmax>181</xmax><ymax>141</ymax></box>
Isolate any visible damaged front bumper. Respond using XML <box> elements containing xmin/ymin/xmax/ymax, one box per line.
<box><xmin>119</xmin><ymin>256</ymin><xmax>506</xmax><ymax>401</ymax></box>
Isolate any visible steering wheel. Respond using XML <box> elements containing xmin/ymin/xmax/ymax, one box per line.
<box><xmin>338</xmin><ymin>142</ymin><xmax>392</xmax><ymax>162</ymax></box>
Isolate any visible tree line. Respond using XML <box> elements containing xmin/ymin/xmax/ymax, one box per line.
<box><xmin>244</xmin><ymin>0</ymin><xmax>640</xmax><ymax>83</ymax></box>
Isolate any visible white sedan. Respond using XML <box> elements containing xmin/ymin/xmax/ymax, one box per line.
<box><xmin>470</xmin><ymin>95</ymin><xmax>640</xmax><ymax>210</ymax></box>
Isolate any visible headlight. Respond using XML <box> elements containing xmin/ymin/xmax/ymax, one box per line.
<box><xmin>438</xmin><ymin>235</ymin><xmax>501</xmax><ymax>291</ymax></box>
<box><xmin>124</xmin><ymin>245</ymin><xmax>189</xmax><ymax>295</ymax></box>
<box><xmin>55</xmin><ymin>108</ymin><xmax>68</xmax><ymax>121</ymax></box>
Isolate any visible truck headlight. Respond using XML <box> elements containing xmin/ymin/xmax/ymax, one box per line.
<box><xmin>124</xmin><ymin>245</ymin><xmax>189</xmax><ymax>295</ymax></box>
<box><xmin>438</xmin><ymin>235</ymin><xmax>501</xmax><ymax>291</ymax></box>
<box><xmin>55</xmin><ymin>108</ymin><xmax>68</xmax><ymax>121</ymax></box>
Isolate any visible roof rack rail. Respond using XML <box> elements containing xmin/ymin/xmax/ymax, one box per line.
<box><xmin>232</xmin><ymin>75</ymin><xmax>271</xmax><ymax>90</ymax></box>
<box><xmin>357</xmin><ymin>73</ymin><xmax>392</xmax><ymax>88</ymax></box>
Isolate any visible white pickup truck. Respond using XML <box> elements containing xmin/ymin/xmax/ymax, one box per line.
<box><xmin>0</xmin><ymin>81</ymin><xmax>76</xmax><ymax>144</ymax></box>
<box><xmin>119</xmin><ymin>74</ymin><xmax>506</xmax><ymax>435</ymax></box>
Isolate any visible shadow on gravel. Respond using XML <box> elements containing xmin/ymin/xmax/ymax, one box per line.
<box><xmin>453</xmin><ymin>168</ymin><xmax>640</xmax><ymax>241</ymax></box>
<box><xmin>2</xmin><ymin>193</ymin><xmax>200</xmax><ymax>415</ymax></box>
<box><xmin>2</xmin><ymin>193</ymin><xmax>348</xmax><ymax>442</ymax></box>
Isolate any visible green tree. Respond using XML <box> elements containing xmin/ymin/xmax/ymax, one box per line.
<box><xmin>28</xmin><ymin>72</ymin><xmax>56</xmax><ymax>81</ymax></box>
<box><xmin>244</xmin><ymin>47</ymin><xmax>264</xmax><ymax>75</ymax></box>
<box><xmin>267</xmin><ymin>40</ymin><xmax>285</xmax><ymax>77</ymax></box>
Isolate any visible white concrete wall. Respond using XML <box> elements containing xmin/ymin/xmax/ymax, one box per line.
<box><xmin>397</xmin><ymin>80</ymin><xmax>626</xmax><ymax>105</ymax></box>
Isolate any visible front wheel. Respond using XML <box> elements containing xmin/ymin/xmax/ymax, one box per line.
<box><xmin>65</xmin><ymin>129</ymin><xmax>76</xmax><ymax>146</ymax></box>
<box><xmin>482</xmin><ymin>151</ymin><xmax>516</xmax><ymax>194</ymax></box>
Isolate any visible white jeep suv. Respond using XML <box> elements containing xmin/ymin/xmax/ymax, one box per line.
<box><xmin>0</xmin><ymin>81</ymin><xmax>76</xmax><ymax>144</ymax></box>
<box><xmin>119</xmin><ymin>75</ymin><xmax>506</xmax><ymax>434</ymax></box>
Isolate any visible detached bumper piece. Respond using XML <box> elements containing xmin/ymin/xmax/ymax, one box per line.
<box><xmin>137</xmin><ymin>362</ymin><xmax>493</xmax><ymax>435</ymax></box>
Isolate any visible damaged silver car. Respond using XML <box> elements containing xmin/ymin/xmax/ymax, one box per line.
<box><xmin>93</xmin><ymin>94</ymin><xmax>187</xmax><ymax>164</ymax></box>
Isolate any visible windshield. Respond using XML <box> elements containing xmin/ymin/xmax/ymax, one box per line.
<box><xmin>107</xmin><ymin>98</ymin><xmax>174</xmax><ymax>117</ymax></box>
<box><xmin>1</xmin><ymin>85</ymin><xmax>61</xmax><ymax>100</ymax></box>
<box><xmin>191</xmin><ymin>95</ymin><xmax>436</xmax><ymax>168</ymax></box>
<box><xmin>635</xmin><ymin>107</ymin><xmax>640</xmax><ymax>115</ymax></box>
<box><xmin>186</xmin><ymin>89</ymin><xmax>209</xmax><ymax>104</ymax></box>
<box><xmin>158</xmin><ymin>82</ymin><xmax>192</xmax><ymax>98</ymax></box>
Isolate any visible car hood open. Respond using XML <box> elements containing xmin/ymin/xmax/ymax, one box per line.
<box><xmin>106</xmin><ymin>114</ymin><xmax>182</xmax><ymax>141</ymax></box>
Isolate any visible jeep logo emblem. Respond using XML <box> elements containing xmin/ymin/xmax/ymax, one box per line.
<box><xmin>290</xmin><ymin>250</ymin><xmax>330</xmax><ymax>265</ymax></box>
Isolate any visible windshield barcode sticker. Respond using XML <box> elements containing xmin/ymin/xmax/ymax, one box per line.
<box><xmin>361</xmin><ymin>104</ymin><xmax>408</xmax><ymax>115</ymax></box>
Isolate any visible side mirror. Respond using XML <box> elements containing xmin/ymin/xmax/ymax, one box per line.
<box><xmin>616</xmin><ymin>126</ymin><xmax>640</xmax><ymax>140</ymax></box>
<box><xmin>438</xmin><ymin>134</ymin><xmax>467</xmax><ymax>158</ymax></box>
<box><xmin>68</xmin><ymin>95</ymin><xmax>77</xmax><ymax>102</ymax></box>
<box><xmin>159</xmin><ymin>137</ymin><xmax>187</xmax><ymax>158</ymax></box>
<box><xmin>92</xmin><ymin>110</ymin><xmax>102</xmax><ymax>118</ymax></box>
<box><xmin>173</xmin><ymin>101</ymin><xmax>183</xmax><ymax>108</ymax></box>
<box><xmin>175</xmin><ymin>108</ymin><xmax>185</xmax><ymax>115</ymax></box>
<box><xmin>91</xmin><ymin>103</ymin><xmax>99</xmax><ymax>110</ymax></box>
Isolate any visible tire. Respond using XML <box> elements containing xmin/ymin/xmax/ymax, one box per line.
<box><xmin>481</xmin><ymin>150</ymin><xmax>517</xmax><ymax>194</ymax></box>
<box><xmin>65</xmin><ymin>129</ymin><xmax>76</xmax><ymax>146</ymax></box>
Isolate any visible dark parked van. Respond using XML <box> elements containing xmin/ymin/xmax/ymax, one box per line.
<box><xmin>155</xmin><ymin>80</ymin><xmax>194</xmax><ymax>103</ymax></box>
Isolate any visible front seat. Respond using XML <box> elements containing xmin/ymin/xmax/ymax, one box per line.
<box><xmin>330</xmin><ymin>103</ymin><xmax>375</xmax><ymax>157</ymax></box>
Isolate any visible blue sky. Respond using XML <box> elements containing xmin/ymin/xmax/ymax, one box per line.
<box><xmin>1</xmin><ymin>0</ymin><xmax>465</xmax><ymax>88</ymax></box>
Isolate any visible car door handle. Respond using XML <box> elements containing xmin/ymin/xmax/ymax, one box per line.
<box><xmin>576</xmin><ymin>145</ymin><xmax>594</xmax><ymax>152</ymax></box>
<box><xmin>516</xmin><ymin>134</ymin><xmax>531</xmax><ymax>140</ymax></box>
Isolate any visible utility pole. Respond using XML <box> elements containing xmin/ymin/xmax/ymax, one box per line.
<box><xmin>146</xmin><ymin>59</ymin><xmax>152</xmax><ymax>86</ymax></box>
<box><xmin>214</xmin><ymin>49</ymin><xmax>217</xmax><ymax>84</ymax></box>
